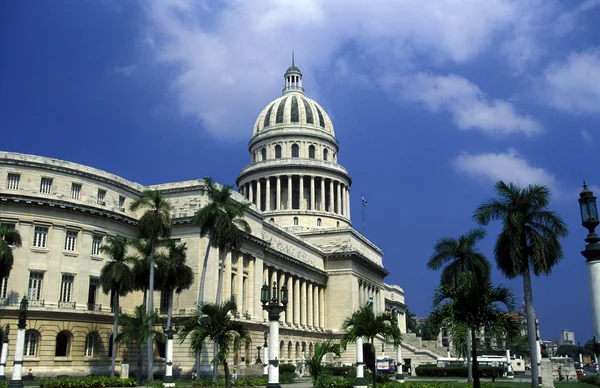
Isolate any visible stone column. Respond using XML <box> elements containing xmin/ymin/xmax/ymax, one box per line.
<box><xmin>287</xmin><ymin>175</ymin><xmax>292</xmax><ymax>210</ymax></box>
<box><xmin>320</xmin><ymin>178</ymin><xmax>325</xmax><ymax>211</ymax></box>
<box><xmin>0</xmin><ymin>327</ymin><xmax>8</xmax><ymax>381</ymax></box>
<box><xmin>256</xmin><ymin>179</ymin><xmax>262</xmax><ymax>211</ymax></box>
<box><xmin>237</xmin><ymin>260</ymin><xmax>244</xmax><ymax>313</ymax></box>
<box><xmin>329</xmin><ymin>180</ymin><xmax>334</xmax><ymax>213</ymax></box>
<box><xmin>263</xmin><ymin>267</ymin><xmax>269</xmax><ymax>321</ymax></box>
<box><xmin>279</xmin><ymin>272</ymin><xmax>286</xmax><ymax>323</ymax></box>
<box><xmin>337</xmin><ymin>182</ymin><xmax>342</xmax><ymax>214</ymax></box>
<box><xmin>319</xmin><ymin>287</ymin><xmax>325</xmax><ymax>329</ymax></box>
<box><xmin>299</xmin><ymin>176</ymin><xmax>304</xmax><ymax>210</ymax></box>
<box><xmin>301</xmin><ymin>280</ymin><xmax>307</xmax><ymax>327</ymax></box>
<box><xmin>266</xmin><ymin>178</ymin><xmax>271</xmax><ymax>211</ymax></box>
<box><xmin>287</xmin><ymin>276</ymin><xmax>293</xmax><ymax>325</ymax></box>
<box><xmin>313</xmin><ymin>285</ymin><xmax>319</xmax><ymax>329</ymax></box>
<box><xmin>293</xmin><ymin>278</ymin><xmax>300</xmax><ymax>326</ymax></box>
<box><xmin>276</xmin><ymin>176</ymin><xmax>281</xmax><ymax>210</ymax></box>
<box><xmin>310</xmin><ymin>176</ymin><xmax>315</xmax><ymax>211</ymax></box>
<box><xmin>249</xmin><ymin>181</ymin><xmax>254</xmax><ymax>204</ymax></box>
<box><xmin>346</xmin><ymin>187</ymin><xmax>351</xmax><ymax>219</ymax></box>
<box><xmin>307</xmin><ymin>282</ymin><xmax>313</xmax><ymax>328</ymax></box>
<box><xmin>224</xmin><ymin>252</ymin><xmax>232</xmax><ymax>301</ymax></box>
<box><xmin>248</xmin><ymin>257</ymin><xmax>255</xmax><ymax>317</ymax></box>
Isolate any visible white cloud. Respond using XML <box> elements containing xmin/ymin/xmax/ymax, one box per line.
<box><xmin>582</xmin><ymin>130</ymin><xmax>594</xmax><ymax>144</ymax></box>
<box><xmin>453</xmin><ymin>149</ymin><xmax>558</xmax><ymax>193</ymax></box>
<box><xmin>555</xmin><ymin>0</ymin><xmax>600</xmax><ymax>35</ymax></box>
<box><xmin>114</xmin><ymin>65</ymin><xmax>138</xmax><ymax>76</ymax></box>
<box><xmin>387</xmin><ymin>73</ymin><xmax>542</xmax><ymax>136</ymax></box>
<box><xmin>541</xmin><ymin>48</ymin><xmax>600</xmax><ymax>114</ymax></box>
<box><xmin>140</xmin><ymin>0</ymin><xmax>555</xmax><ymax>139</ymax></box>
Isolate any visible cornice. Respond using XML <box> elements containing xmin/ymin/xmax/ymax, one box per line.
<box><xmin>248</xmin><ymin>127</ymin><xmax>339</xmax><ymax>149</ymax></box>
<box><xmin>236</xmin><ymin>159</ymin><xmax>352</xmax><ymax>186</ymax></box>
<box><xmin>325</xmin><ymin>251</ymin><xmax>389</xmax><ymax>277</ymax></box>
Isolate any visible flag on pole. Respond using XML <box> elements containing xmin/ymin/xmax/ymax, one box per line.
<box><xmin>362</xmin><ymin>195</ymin><xmax>368</xmax><ymax>206</ymax></box>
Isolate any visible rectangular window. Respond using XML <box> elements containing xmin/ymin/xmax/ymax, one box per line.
<box><xmin>119</xmin><ymin>196</ymin><xmax>125</xmax><ymax>210</ymax></box>
<box><xmin>97</xmin><ymin>189</ymin><xmax>106</xmax><ymax>205</ymax></box>
<box><xmin>64</xmin><ymin>231</ymin><xmax>77</xmax><ymax>251</ymax></box>
<box><xmin>33</xmin><ymin>227</ymin><xmax>48</xmax><ymax>248</ymax></box>
<box><xmin>71</xmin><ymin>183</ymin><xmax>82</xmax><ymax>199</ymax></box>
<box><xmin>91</xmin><ymin>235</ymin><xmax>102</xmax><ymax>256</ymax></box>
<box><xmin>160</xmin><ymin>290</ymin><xmax>170</xmax><ymax>312</ymax></box>
<box><xmin>87</xmin><ymin>277</ymin><xmax>98</xmax><ymax>310</ymax></box>
<box><xmin>28</xmin><ymin>272</ymin><xmax>43</xmax><ymax>300</ymax></box>
<box><xmin>39</xmin><ymin>177</ymin><xmax>53</xmax><ymax>194</ymax></box>
<box><xmin>7</xmin><ymin>173</ymin><xmax>20</xmax><ymax>190</ymax></box>
<box><xmin>60</xmin><ymin>274</ymin><xmax>74</xmax><ymax>302</ymax></box>
<box><xmin>0</xmin><ymin>277</ymin><xmax>8</xmax><ymax>299</ymax></box>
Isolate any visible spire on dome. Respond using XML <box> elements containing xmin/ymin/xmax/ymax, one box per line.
<box><xmin>283</xmin><ymin>53</ymin><xmax>304</xmax><ymax>94</ymax></box>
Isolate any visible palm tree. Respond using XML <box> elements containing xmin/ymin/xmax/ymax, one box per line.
<box><xmin>304</xmin><ymin>340</ymin><xmax>341</xmax><ymax>385</ymax></box>
<box><xmin>430</xmin><ymin>272</ymin><xmax>520</xmax><ymax>388</ymax></box>
<box><xmin>130</xmin><ymin>189</ymin><xmax>172</xmax><ymax>381</ymax></box>
<box><xmin>427</xmin><ymin>228</ymin><xmax>491</xmax><ymax>382</ymax></box>
<box><xmin>190</xmin><ymin>177</ymin><xmax>251</xmax><ymax>378</ymax></box>
<box><xmin>340</xmin><ymin>303</ymin><xmax>402</xmax><ymax>388</ymax></box>
<box><xmin>117</xmin><ymin>305</ymin><xmax>165</xmax><ymax>386</ymax></box>
<box><xmin>156</xmin><ymin>240</ymin><xmax>194</xmax><ymax>330</ymax></box>
<box><xmin>473</xmin><ymin>181</ymin><xmax>568</xmax><ymax>388</ymax></box>
<box><xmin>131</xmin><ymin>238</ymin><xmax>163</xmax><ymax>311</ymax></box>
<box><xmin>0</xmin><ymin>225</ymin><xmax>22</xmax><ymax>279</ymax></box>
<box><xmin>178</xmin><ymin>299</ymin><xmax>250</xmax><ymax>388</ymax></box>
<box><xmin>99</xmin><ymin>237</ymin><xmax>136</xmax><ymax>377</ymax></box>
<box><xmin>427</xmin><ymin>228</ymin><xmax>491</xmax><ymax>287</ymax></box>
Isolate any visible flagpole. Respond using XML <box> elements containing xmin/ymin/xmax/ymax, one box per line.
<box><xmin>362</xmin><ymin>195</ymin><xmax>365</xmax><ymax>234</ymax></box>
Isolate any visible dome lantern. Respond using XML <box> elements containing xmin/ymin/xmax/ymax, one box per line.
<box><xmin>283</xmin><ymin>52</ymin><xmax>303</xmax><ymax>94</ymax></box>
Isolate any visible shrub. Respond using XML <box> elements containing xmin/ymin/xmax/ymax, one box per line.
<box><xmin>580</xmin><ymin>375</ymin><xmax>600</xmax><ymax>386</ymax></box>
<box><xmin>414</xmin><ymin>365</ymin><xmax>503</xmax><ymax>378</ymax></box>
<box><xmin>314</xmin><ymin>373</ymin><xmax>354</xmax><ymax>388</ymax></box>
<box><xmin>191</xmin><ymin>376</ymin><xmax>268</xmax><ymax>386</ymax></box>
<box><xmin>322</xmin><ymin>366</ymin><xmax>354</xmax><ymax>377</ymax></box>
<box><xmin>279</xmin><ymin>363</ymin><xmax>296</xmax><ymax>374</ymax></box>
<box><xmin>279</xmin><ymin>372</ymin><xmax>296</xmax><ymax>384</ymax></box>
<box><xmin>39</xmin><ymin>376</ymin><xmax>136</xmax><ymax>388</ymax></box>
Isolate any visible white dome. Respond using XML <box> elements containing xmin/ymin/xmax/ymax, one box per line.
<box><xmin>253</xmin><ymin>91</ymin><xmax>335</xmax><ymax>137</ymax></box>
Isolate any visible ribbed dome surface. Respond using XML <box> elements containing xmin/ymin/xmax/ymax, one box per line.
<box><xmin>253</xmin><ymin>91</ymin><xmax>335</xmax><ymax>137</ymax></box>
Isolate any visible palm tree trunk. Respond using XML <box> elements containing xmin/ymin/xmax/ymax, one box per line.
<box><xmin>523</xmin><ymin>267</ymin><xmax>540</xmax><ymax>388</ymax></box>
<box><xmin>167</xmin><ymin>289</ymin><xmax>173</xmax><ymax>329</ymax></box>
<box><xmin>466</xmin><ymin>330</ymin><xmax>473</xmax><ymax>383</ymax></box>
<box><xmin>147</xmin><ymin>239</ymin><xmax>156</xmax><ymax>382</ymax></box>
<box><xmin>224</xmin><ymin>360</ymin><xmax>231</xmax><ymax>388</ymax></box>
<box><xmin>197</xmin><ymin>235</ymin><xmax>212</xmax><ymax>375</ymax></box>
<box><xmin>111</xmin><ymin>292</ymin><xmax>119</xmax><ymax>378</ymax></box>
<box><xmin>137</xmin><ymin>347</ymin><xmax>143</xmax><ymax>386</ymax></box>
<box><xmin>142</xmin><ymin>288</ymin><xmax>147</xmax><ymax>313</ymax></box>
<box><xmin>212</xmin><ymin>246</ymin><xmax>227</xmax><ymax>381</ymax></box>
<box><xmin>371</xmin><ymin>338</ymin><xmax>376</xmax><ymax>388</ymax></box>
<box><xmin>471</xmin><ymin>329</ymin><xmax>480</xmax><ymax>388</ymax></box>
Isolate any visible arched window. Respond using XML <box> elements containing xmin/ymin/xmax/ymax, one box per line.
<box><xmin>317</xmin><ymin>218</ymin><xmax>322</xmax><ymax>227</ymax></box>
<box><xmin>288</xmin><ymin>341</ymin><xmax>292</xmax><ymax>359</ymax></box>
<box><xmin>336</xmin><ymin>221</ymin><xmax>340</xmax><ymax>227</ymax></box>
<box><xmin>25</xmin><ymin>331</ymin><xmax>38</xmax><ymax>357</ymax></box>
<box><xmin>275</xmin><ymin>145</ymin><xmax>282</xmax><ymax>159</ymax></box>
<box><xmin>55</xmin><ymin>331</ymin><xmax>71</xmax><ymax>357</ymax></box>
<box><xmin>280</xmin><ymin>340</ymin><xmax>284</xmax><ymax>356</ymax></box>
<box><xmin>308</xmin><ymin>145</ymin><xmax>315</xmax><ymax>159</ymax></box>
<box><xmin>252</xmin><ymin>152</ymin><xmax>257</xmax><ymax>163</ymax></box>
<box><xmin>291</xmin><ymin>144</ymin><xmax>299</xmax><ymax>158</ymax></box>
<box><xmin>85</xmin><ymin>333</ymin><xmax>98</xmax><ymax>357</ymax></box>
<box><xmin>293</xmin><ymin>217</ymin><xmax>298</xmax><ymax>226</ymax></box>
<box><xmin>157</xmin><ymin>337</ymin><xmax>166</xmax><ymax>358</ymax></box>
<box><xmin>295</xmin><ymin>342</ymin><xmax>300</xmax><ymax>359</ymax></box>
<box><xmin>108</xmin><ymin>334</ymin><xmax>114</xmax><ymax>358</ymax></box>
<box><xmin>323</xmin><ymin>149</ymin><xmax>328</xmax><ymax>161</ymax></box>
<box><xmin>269</xmin><ymin>218</ymin><xmax>275</xmax><ymax>223</ymax></box>
<box><xmin>261</xmin><ymin>148</ymin><xmax>267</xmax><ymax>161</ymax></box>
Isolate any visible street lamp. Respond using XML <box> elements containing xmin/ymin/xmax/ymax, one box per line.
<box><xmin>0</xmin><ymin>324</ymin><xmax>10</xmax><ymax>381</ymax></box>
<box><xmin>391</xmin><ymin>307</ymin><xmax>404</xmax><ymax>383</ymax></box>
<box><xmin>260</xmin><ymin>282</ymin><xmax>288</xmax><ymax>388</ymax></box>
<box><xmin>9</xmin><ymin>297</ymin><xmax>27</xmax><ymax>388</ymax></box>
<box><xmin>161</xmin><ymin>318</ymin><xmax>180</xmax><ymax>387</ymax></box>
<box><xmin>579</xmin><ymin>182</ymin><xmax>600</xmax><ymax>369</ymax></box>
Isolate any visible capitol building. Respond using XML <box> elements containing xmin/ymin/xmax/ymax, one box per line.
<box><xmin>0</xmin><ymin>63</ymin><xmax>447</xmax><ymax>377</ymax></box>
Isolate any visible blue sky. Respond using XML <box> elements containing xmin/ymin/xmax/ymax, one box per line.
<box><xmin>2</xmin><ymin>1</ymin><xmax>600</xmax><ymax>343</ymax></box>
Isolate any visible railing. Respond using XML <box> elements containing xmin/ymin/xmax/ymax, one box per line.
<box><xmin>29</xmin><ymin>299</ymin><xmax>45</xmax><ymax>307</ymax></box>
<box><xmin>58</xmin><ymin>301</ymin><xmax>76</xmax><ymax>309</ymax></box>
<box><xmin>155</xmin><ymin>308</ymin><xmax>168</xmax><ymax>315</ymax></box>
<box><xmin>87</xmin><ymin>303</ymin><xmax>102</xmax><ymax>312</ymax></box>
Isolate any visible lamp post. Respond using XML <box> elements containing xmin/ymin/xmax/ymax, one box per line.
<box><xmin>256</xmin><ymin>346</ymin><xmax>262</xmax><ymax>365</ymax></box>
<box><xmin>263</xmin><ymin>332</ymin><xmax>268</xmax><ymax>376</ymax></box>
<box><xmin>579</xmin><ymin>182</ymin><xmax>600</xmax><ymax>364</ymax></box>
<box><xmin>391</xmin><ymin>307</ymin><xmax>404</xmax><ymax>383</ymax></box>
<box><xmin>0</xmin><ymin>324</ymin><xmax>10</xmax><ymax>381</ymax></box>
<box><xmin>9</xmin><ymin>297</ymin><xmax>27</xmax><ymax>388</ymax></box>
<box><xmin>260</xmin><ymin>282</ymin><xmax>288</xmax><ymax>388</ymax></box>
<box><xmin>161</xmin><ymin>318</ymin><xmax>180</xmax><ymax>388</ymax></box>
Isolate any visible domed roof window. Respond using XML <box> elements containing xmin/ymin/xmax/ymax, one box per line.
<box><xmin>264</xmin><ymin>103</ymin><xmax>275</xmax><ymax>128</ymax></box>
<box><xmin>309</xmin><ymin>145</ymin><xmax>315</xmax><ymax>159</ymax></box>
<box><xmin>276</xmin><ymin>100</ymin><xmax>285</xmax><ymax>124</ymax></box>
<box><xmin>291</xmin><ymin>144</ymin><xmax>299</xmax><ymax>158</ymax></box>
<box><xmin>291</xmin><ymin>97</ymin><xmax>299</xmax><ymax>123</ymax></box>
<box><xmin>316</xmin><ymin>107</ymin><xmax>325</xmax><ymax>128</ymax></box>
<box><xmin>323</xmin><ymin>149</ymin><xmax>328</xmax><ymax>161</ymax></box>
<box><xmin>275</xmin><ymin>145</ymin><xmax>282</xmax><ymax>159</ymax></box>
<box><xmin>261</xmin><ymin>148</ymin><xmax>267</xmax><ymax>161</ymax></box>
<box><xmin>301</xmin><ymin>98</ymin><xmax>314</xmax><ymax>124</ymax></box>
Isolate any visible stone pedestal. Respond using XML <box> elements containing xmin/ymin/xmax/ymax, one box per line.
<box><xmin>541</xmin><ymin>359</ymin><xmax>554</xmax><ymax>388</ymax></box>
<box><xmin>120</xmin><ymin>364</ymin><xmax>129</xmax><ymax>379</ymax></box>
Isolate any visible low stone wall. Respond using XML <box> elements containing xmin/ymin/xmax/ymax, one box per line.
<box><xmin>550</xmin><ymin>357</ymin><xmax>577</xmax><ymax>382</ymax></box>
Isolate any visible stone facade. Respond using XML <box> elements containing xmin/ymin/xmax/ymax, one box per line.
<box><xmin>0</xmin><ymin>64</ymin><xmax>443</xmax><ymax>378</ymax></box>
